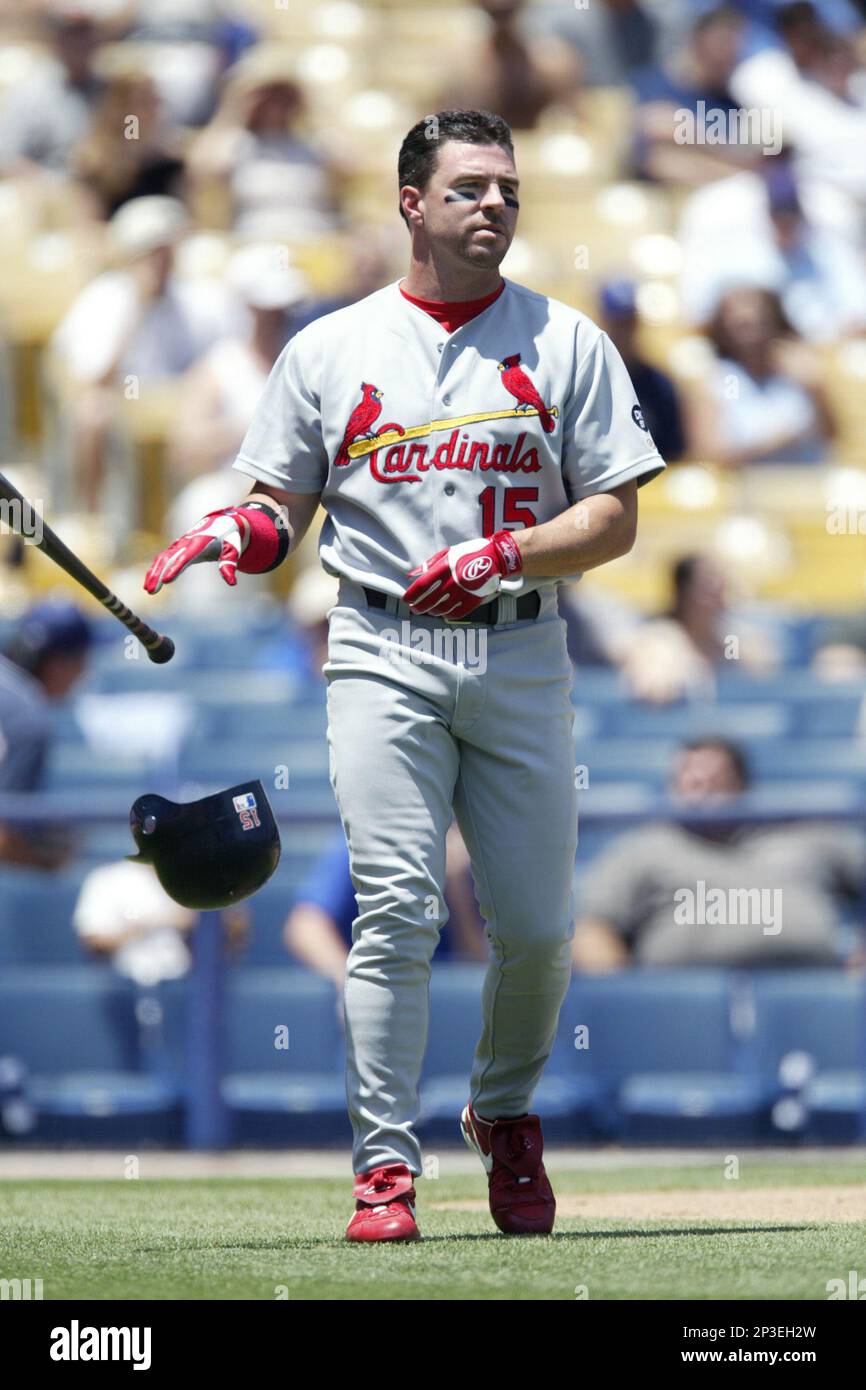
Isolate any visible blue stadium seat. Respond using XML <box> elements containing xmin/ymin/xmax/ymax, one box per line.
<box><xmin>572</xmin><ymin>739</ymin><xmax>672</xmax><ymax>788</ymax></box>
<box><xmin>198</xmin><ymin>701</ymin><xmax>328</xmax><ymax>745</ymax></box>
<box><xmin>593</xmin><ymin>701</ymin><xmax>792</xmax><ymax>741</ymax></box>
<box><xmin>223</xmin><ymin>969</ymin><xmax>347</xmax><ymax>1143</ymax></box>
<box><xmin>417</xmin><ymin>965</ymin><xmax>606</xmax><ymax>1141</ymax></box>
<box><xmin>714</xmin><ymin>672</ymin><xmax>866</xmax><ymax>703</ymax></box>
<box><xmin>0</xmin><ymin>967</ymin><xmax>181</xmax><ymax>1142</ymax></box>
<box><xmin>571</xmin><ymin>670</ymin><xmax>628</xmax><ymax>704</ymax></box>
<box><xmin>44</xmin><ymin>743</ymin><xmax>158</xmax><ymax>790</ymax></box>
<box><xmin>788</xmin><ymin>694</ymin><xmax>864</xmax><ymax>738</ymax></box>
<box><xmin>562</xmin><ymin>972</ymin><xmax>773</xmax><ymax>1142</ymax></box>
<box><xmin>177</xmin><ymin>743</ymin><xmax>332</xmax><ymax>789</ymax></box>
<box><xmin>0</xmin><ymin>869</ymin><xmax>88</xmax><ymax>964</ymax></box>
<box><xmin>802</xmin><ymin>1073</ymin><xmax>866</xmax><ymax>1142</ymax></box>
<box><xmin>242</xmin><ymin>873</ymin><xmax>305</xmax><ymax>965</ymax></box>
<box><xmin>577</xmin><ymin>735</ymin><xmax>866</xmax><ymax>790</ymax></box>
<box><xmin>746</xmin><ymin>739</ymin><xmax>866</xmax><ymax>784</ymax></box>
<box><xmin>749</xmin><ymin>973</ymin><xmax>866</xmax><ymax>1142</ymax></box>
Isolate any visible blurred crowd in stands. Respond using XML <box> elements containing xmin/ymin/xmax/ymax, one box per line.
<box><xmin>1</xmin><ymin>0</ymin><xmax>866</xmax><ymax>1009</ymax></box>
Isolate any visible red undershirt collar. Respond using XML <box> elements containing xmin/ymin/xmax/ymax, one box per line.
<box><xmin>399</xmin><ymin>280</ymin><xmax>505</xmax><ymax>335</ymax></box>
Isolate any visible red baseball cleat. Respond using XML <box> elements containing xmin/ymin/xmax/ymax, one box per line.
<box><xmin>345</xmin><ymin>1162</ymin><xmax>421</xmax><ymax>1242</ymax></box>
<box><xmin>460</xmin><ymin>1102</ymin><xmax>556</xmax><ymax>1235</ymax></box>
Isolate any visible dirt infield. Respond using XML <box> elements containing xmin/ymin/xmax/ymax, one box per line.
<box><xmin>432</xmin><ymin>1184</ymin><xmax>866</xmax><ymax>1224</ymax></box>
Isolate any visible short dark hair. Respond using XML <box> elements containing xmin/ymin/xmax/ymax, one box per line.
<box><xmin>682</xmin><ymin>736</ymin><xmax>750</xmax><ymax>790</ymax></box>
<box><xmin>671</xmin><ymin>553</ymin><xmax>702</xmax><ymax>605</ymax></box>
<box><xmin>706</xmin><ymin>286</ymin><xmax>794</xmax><ymax>361</ymax></box>
<box><xmin>397</xmin><ymin>109</ymin><xmax>514</xmax><ymax>224</ymax></box>
<box><xmin>774</xmin><ymin>2</ymin><xmax>819</xmax><ymax>35</ymax></box>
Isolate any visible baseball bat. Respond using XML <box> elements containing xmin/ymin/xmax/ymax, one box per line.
<box><xmin>0</xmin><ymin>473</ymin><xmax>174</xmax><ymax>663</ymax></box>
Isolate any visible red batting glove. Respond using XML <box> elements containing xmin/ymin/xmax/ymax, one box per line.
<box><xmin>402</xmin><ymin>530</ymin><xmax>523</xmax><ymax>619</ymax></box>
<box><xmin>143</xmin><ymin>504</ymin><xmax>285</xmax><ymax>594</ymax></box>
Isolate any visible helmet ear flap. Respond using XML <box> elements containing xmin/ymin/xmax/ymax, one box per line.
<box><xmin>128</xmin><ymin>781</ymin><xmax>281</xmax><ymax>909</ymax></box>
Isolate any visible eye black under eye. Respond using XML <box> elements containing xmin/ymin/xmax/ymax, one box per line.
<box><xmin>453</xmin><ymin>183</ymin><xmax>519</xmax><ymax>204</ymax></box>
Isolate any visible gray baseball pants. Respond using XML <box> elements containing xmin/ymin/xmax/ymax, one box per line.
<box><xmin>324</xmin><ymin>576</ymin><xmax>578</xmax><ymax>1176</ymax></box>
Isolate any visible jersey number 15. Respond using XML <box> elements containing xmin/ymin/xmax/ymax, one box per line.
<box><xmin>479</xmin><ymin>487</ymin><xmax>538</xmax><ymax>536</ymax></box>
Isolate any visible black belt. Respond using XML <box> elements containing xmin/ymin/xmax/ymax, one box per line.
<box><xmin>363</xmin><ymin>586</ymin><xmax>541</xmax><ymax>626</ymax></box>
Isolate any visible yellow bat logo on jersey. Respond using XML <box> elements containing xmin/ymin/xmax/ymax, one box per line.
<box><xmin>335</xmin><ymin>360</ymin><xmax>559</xmax><ymax>483</ymax></box>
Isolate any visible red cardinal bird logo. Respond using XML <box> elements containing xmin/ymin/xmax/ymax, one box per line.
<box><xmin>497</xmin><ymin>354</ymin><xmax>556</xmax><ymax>433</ymax></box>
<box><xmin>335</xmin><ymin>383</ymin><xmax>405</xmax><ymax>467</ymax></box>
<box><xmin>335</xmin><ymin>383</ymin><xmax>384</xmax><ymax>467</ymax></box>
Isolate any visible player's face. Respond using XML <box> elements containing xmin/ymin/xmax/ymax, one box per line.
<box><xmin>412</xmin><ymin>141</ymin><xmax>519</xmax><ymax>270</ymax></box>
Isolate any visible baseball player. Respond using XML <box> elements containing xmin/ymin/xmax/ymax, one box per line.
<box><xmin>144</xmin><ymin>109</ymin><xmax>665</xmax><ymax>1242</ymax></box>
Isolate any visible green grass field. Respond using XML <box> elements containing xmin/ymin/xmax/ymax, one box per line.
<box><xmin>2</xmin><ymin>1158</ymin><xmax>864</xmax><ymax>1300</ymax></box>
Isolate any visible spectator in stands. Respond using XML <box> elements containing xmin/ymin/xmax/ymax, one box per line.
<box><xmin>621</xmin><ymin>552</ymin><xmax>776</xmax><ymax>703</ymax></box>
<box><xmin>124</xmin><ymin>0</ymin><xmax>260</xmax><ymax>129</ymax></box>
<box><xmin>632</xmin><ymin>5</ymin><xmax>766</xmax><ymax>185</ymax></box>
<box><xmin>572</xmin><ymin>736</ymin><xmax>865</xmax><ymax>970</ymax></box>
<box><xmin>679</xmin><ymin>162</ymin><xmax>866</xmax><ymax>340</ymax></box>
<box><xmin>436</xmin><ymin>0</ymin><xmax>580</xmax><ymax>130</ymax></box>
<box><xmin>730</xmin><ymin>3</ymin><xmax>866</xmax><ymax>212</ymax></box>
<box><xmin>686</xmin><ymin>286</ymin><xmax>836</xmax><ymax>467</ymax></box>
<box><xmin>769</xmin><ymin>1</ymin><xmax>862</xmax><ymax>91</ymax></box>
<box><xmin>598</xmin><ymin>279</ymin><xmax>685</xmax><ymax>462</ymax></box>
<box><xmin>163</xmin><ymin>228</ymin><xmax>314</xmax><ymax>616</ymax></box>
<box><xmin>73</xmin><ymin>858</ymin><xmax>196</xmax><ymax>986</ymax></box>
<box><xmin>70</xmin><ymin>59</ymin><xmax>187</xmax><ymax>218</ymax></box>
<box><xmin>534</xmin><ymin>0</ymin><xmax>659</xmax><ymax>91</ymax></box>
<box><xmin>49</xmin><ymin>195</ymin><xmax>237</xmax><ymax>517</ymax></box>
<box><xmin>0</xmin><ymin>599</ymin><xmax>93</xmax><ymax>869</ymax></box>
<box><xmin>283</xmin><ymin>822</ymin><xmax>488</xmax><ymax>997</ymax></box>
<box><xmin>557</xmin><ymin>583</ymin><xmax>643</xmax><ymax>669</ymax></box>
<box><xmin>0</xmin><ymin>2</ymin><xmax>107</xmax><ymax>176</ymax></box>
<box><xmin>166</xmin><ymin>242</ymin><xmax>310</xmax><ymax>526</ymax></box>
<box><xmin>186</xmin><ymin>47</ymin><xmax>343</xmax><ymax>240</ymax></box>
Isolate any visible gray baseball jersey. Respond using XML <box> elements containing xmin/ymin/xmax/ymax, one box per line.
<box><xmin>232</xmin><ymin>277</ymin><xmax>665</xmax><ymax>588</ymax></box>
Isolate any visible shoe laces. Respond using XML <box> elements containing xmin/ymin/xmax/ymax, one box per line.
<box><xmin>366</xmin><ymin>1166</ymin><xmax>403</xmax><ymax>1196</ymax></box>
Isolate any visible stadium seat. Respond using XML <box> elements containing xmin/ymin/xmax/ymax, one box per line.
<box><xmin>0</xmin><ymin>868</ymin><xmax>88</xmax><ymax>964</ymax></box>
<box><xmin>574</xmin><ymin>734</ymin><xmax>866</xmax><ymax>791</ymax></box>
<box><xmin>417</xmin><ymin>965</ymin><xmax>607</xmax><ymax>1141</ymax></box>
<box><xmin>713</xmin><ymin>672</ymin><xmax>866</xmax><ymax>703</ymax></box>
<box><xmin>746</xmin><ymin>740</ymin><xmax>866</xmax><ymax>786</ymax></box>
<box><xmin>593</xmin><ymin>700</ymin><xmax>792</xmax><ymax>741</ymax></box>
<box><xmin>571</xmin><ymin>738</ymin><xmax>673</xmax><ymax>788</ymax></box>
<box><xmin>177</xmin><ymin>741</ymin><xmax>332</xmax><ymax>790</ymax></box>
<box><xmin>241</xmin><ymin>872</ymin><xmax>309</xmax><ymax>966</ymax></box>
<box><xmin>0</xmin><ymin>967</ymin><xmax>182</xmax><ymax>1142</ymax></box>
<box><xmin>563</xmin><ymin>972</ymin><xmax>774</xmax><ymax>1143</ymax></box>
<box><xmin>748</xmin><ymin>973</ymin><xmax>866</xmax><ymax>1143</ymax></box>
<box><xmin>44</xmin><ymin>743</ymin><xmax>158</xmax><ymax>790</ymax></box>
<box><xmin>222</xmin><ymin>970</ymin><xmax>348</xmax><ymax>1143</ymax></box>
<box><xmin>789</xmin><ymin>695</ymin><xmax>865</xmax><ymax>739</ymax></box>
<box><xmin>197</xmin><ymin>700</ymin><xmax>328</xmax><ymax>745</ymax></box>
<box><xmin>802</xmin><ymin>1073</ymin><xmax>866</xmax><ymax>1143</ymax></box>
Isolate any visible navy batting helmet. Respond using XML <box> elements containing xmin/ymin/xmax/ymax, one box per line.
<box><xmin>128</xmin><ymin>780</ymin><xmax>281</xmax><ymax>910</ymax></box>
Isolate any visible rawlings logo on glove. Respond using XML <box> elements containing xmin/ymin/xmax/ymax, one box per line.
<box><xmin>402</xmin><ymin>530</ymin><xmax>523</xmax><ymax>620</ymax></box>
